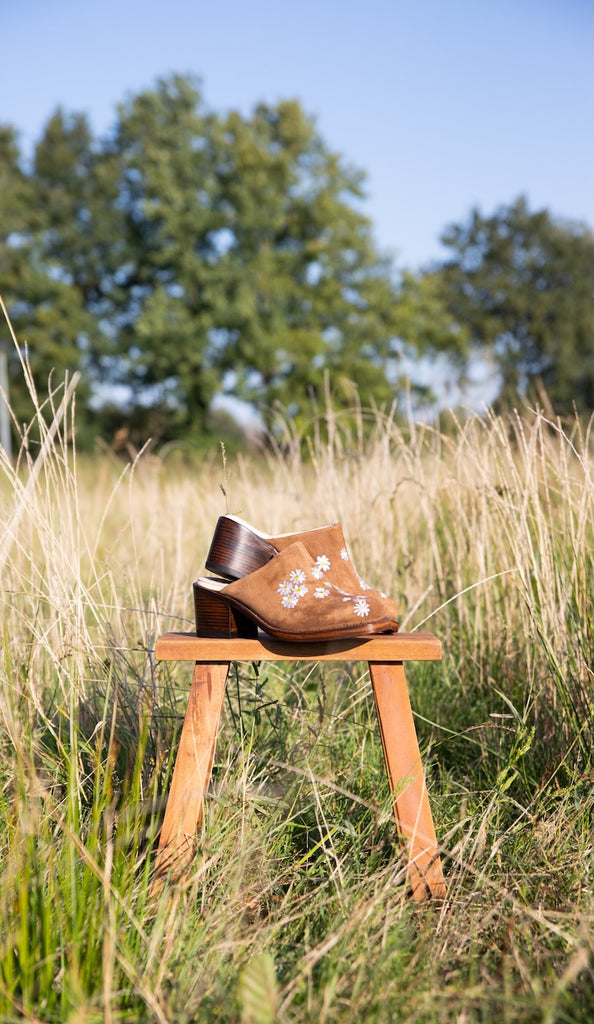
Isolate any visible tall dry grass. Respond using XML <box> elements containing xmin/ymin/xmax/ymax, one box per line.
<box><xmin>0</xmin><ymin>362</ymin><xmax>592</xmax><ymax>1022</ymax></box>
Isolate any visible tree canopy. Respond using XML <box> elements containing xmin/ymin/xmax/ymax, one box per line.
<box><xmin>434</xmin><ymin>197</ymin><xmax>594</xmax><ymax>414</ymax></box>
<box><xmin>1</xmin><ymin>76</ymin><xmax>415</xmax><ymax>443</ymax></box>
<box><xmin>0</xmin><ymin>76</ymin><xmax>592</xmax><ymax>448</ymax></box>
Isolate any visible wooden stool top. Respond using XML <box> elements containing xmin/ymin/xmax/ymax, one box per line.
<box><xmin>155</xmin><ymin>631</ymin><xmax>441</xmax><ymax>663</ymax></box>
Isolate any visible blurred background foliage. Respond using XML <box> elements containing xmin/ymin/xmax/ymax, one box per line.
<box><xmin>1</xmin><ymin>73</ymin><xmax>592</xmax><ymax>450</ymax></box>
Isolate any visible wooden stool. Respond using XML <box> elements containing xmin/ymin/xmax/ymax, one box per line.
<box><xmin>154</xmin><ymin>631</ymin><xmax>446</xmax><ymax>900</ymax></box>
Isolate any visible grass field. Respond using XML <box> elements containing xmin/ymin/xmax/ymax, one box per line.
<box><xmin>0</xmin><ymin>372</ymin><xmax>592</xmax><ymax>1022</ymax></box>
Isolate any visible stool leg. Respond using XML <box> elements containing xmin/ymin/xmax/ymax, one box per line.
<box><xmin>369</xmin><ymin>661</ymin><xmax>446</xmax><ymax>900</ymax></box>
<box><xmin>154</xmin><ymin>661</ymin><xmax>230</xmax><ymax>881</ymax></box>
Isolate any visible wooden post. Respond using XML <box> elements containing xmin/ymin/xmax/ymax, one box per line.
<box><xmin>154</xmin><ymin>661</ymin><xmax>230</xmax><ymax>879</ymax></box>
<box><xmin>369</xmin><ymin>661</ymin><xmax>445</xmax><ymax>900</ymax></box>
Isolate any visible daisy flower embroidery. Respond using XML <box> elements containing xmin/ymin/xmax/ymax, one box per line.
<box><xmin>340</xmin><ymin>547</ymin><xmax>349</xmax><ymax>561</ymax></box>
<box><xmin>353</xmin><ymin>597</ymin><xmax>370</xmax><ymax>617</ymax></box>
<box><xmin>314</xmin><ymin>586</ymin><xmax>330</xmax><ymax>598</ymax></box>
<box><xmin>315</xmin><ymin>554</ymin><xmax>331</xmax><ymax>573</ymax></box>
<box><xmin>278</xmin><ymin>571</ymin><xmax>308</xmax><ymax>609</ymax></box>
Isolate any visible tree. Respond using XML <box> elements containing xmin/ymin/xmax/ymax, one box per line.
<box><xmin>0</xmin><ymin>75</ymin><xmax>467</xmax><ymax>445</ymax></box>
<box><xmin>434</xmin><ymin>197</ymin><xmax>594</xmax><ymax>414</ymax></box>
<box><xmin>105</xmin><ymin>82</ymin><xmax>409</xmax><ymax>436</ymax></box>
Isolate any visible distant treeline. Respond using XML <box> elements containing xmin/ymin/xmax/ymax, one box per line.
<box><xmin>1</xmin><ymin>74</ymin><xmax>592</xmax><ymax>447</ymax></box>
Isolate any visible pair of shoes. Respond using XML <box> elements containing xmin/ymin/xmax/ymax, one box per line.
<box><xmin>194</xmin><ymin>516</ymin><xmax>399</xmax><ymax>642</ymax></box>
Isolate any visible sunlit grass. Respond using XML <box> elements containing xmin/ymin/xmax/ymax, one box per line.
<box><xmin>0</xmin><ymin>368</ymin><xmax>592</xmax><ymax>1021</ymax></box>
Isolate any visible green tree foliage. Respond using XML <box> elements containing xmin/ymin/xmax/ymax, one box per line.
<box><xmin>0</xmin><ymin>126</ymin><xmax>33</xmax><ymax>423</ymax></box>
<box><xmin>104</xmin><ymin>75</ymin><xmax>226</xmax><ymax>438</ymax></box>
<box><xmin>2</xmin><ymin>75</ymin><xmax>425</xmax><ymax>443</ymax></box>
<box><xmin>106</xmin><ymin>79</ymin><xmax>414</xmax><ymax>435</ymax></box>
<box><xmin>2</xmin><ymin>80</ymin><xmax>591</xmax><ymax>449</ymax></box>
<box><xmin>206</xmin><ymin>99</ymin><xmax>405</xmax><ymax>422</ymax></box>
<box><xmin>0</xmin><ymin>114</ymin><xmax>118</xmax><ymax>429</ymax></box>
<box><xmin>434</xmin><ymin>197</ymin><xmax>594</xmax><ymax>414</ymax></box>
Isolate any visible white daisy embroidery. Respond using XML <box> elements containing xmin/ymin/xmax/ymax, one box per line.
<box><xmin>357</xmin><ymin>575</ymin><xmax>372</xmax><ymax>591</ymax></box>
<box><xmin>311</xmin><ymin>565</ymin><xmax>324</xmax><ymax>579</ymax></box>
<box><xmin>314</xmin><ymin>586</ymin><xmax>330</xmax><ymax>598</ymax></box>
<box><xmin>278</xmin><ymin>567</ymin><xmax>310</xmax><ymax>610</ymax></box>
<box><xmin>340</xmin><ymin>547</ymin><xmax>349</xmax><ymax>561</ymax></box>
<box><xmin>315</xmin><ymin>555</ymin><xmax>331</xmax><ymax>573</ymax></box>
<box><xmin>353</xmin><ymin>597</ymin><xmax>370</xmax><ymax>617</ymax></box>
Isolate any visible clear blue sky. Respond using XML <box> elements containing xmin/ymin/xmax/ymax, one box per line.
<box><xmin>1</xmin><ymin>0</ymin><xmax>592</xmax><ymax>270</ymax></box>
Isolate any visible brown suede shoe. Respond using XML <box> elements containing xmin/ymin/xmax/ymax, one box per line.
<box><xmin>205</xmin><ymin>514</ymin><xmax>398</xmax><ymax>618</ymax></box>
<box><xmin>195</xmin><ymin>541</ymin><xmax>399</xmax><ymax>641</ymax></box>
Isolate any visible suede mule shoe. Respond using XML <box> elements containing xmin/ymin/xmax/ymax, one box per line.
<box><xmin>194</xmin><ymin>541</ymin><xmax>399</xmax><ymax>642</ymax></box>
<box><xmin>205</xmin><ymin>514</ymin><xmax>399</xmax><ymax>618</ymax></box>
